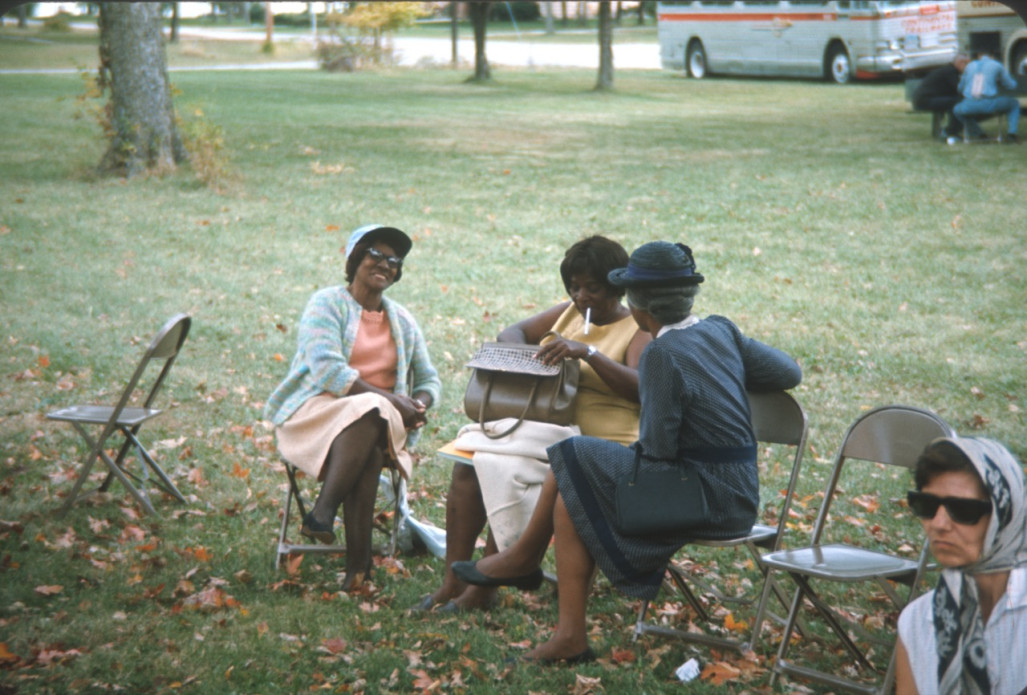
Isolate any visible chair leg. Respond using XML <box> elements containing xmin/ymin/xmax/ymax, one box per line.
<box><xmin>122</xmin><ymin>427</ymin><xmax>186</xmax><ymax>502</ymax></box>
<box><xmin>59</xmin><ymin>423</ymin><xmax>158</xmax><ymax>517</ymax></box>
<box><xmin>276</xmin><ymin>470</ymin><xmax>295</xmax><ymax>570</ymax></box>
<box><xmin>632</xmin><ymin>599</ymin><xmax>651</xmax><ymax>642</ymax></box>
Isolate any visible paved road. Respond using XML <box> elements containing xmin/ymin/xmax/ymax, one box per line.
<box><xmin>0</xmin><ymin>23</ymin><xmax>662</xmax><ymax>74</ymax></box>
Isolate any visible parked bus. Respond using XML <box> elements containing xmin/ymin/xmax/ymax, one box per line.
<box><xmin>957</xmin><ymin>1</ymin><xmax>1027</xmax><ymax>75</ymax></box>
<box><xmin>657</xmin><ymin>1</ymin><xmax>958</xmax><ymax>83</ymax></box>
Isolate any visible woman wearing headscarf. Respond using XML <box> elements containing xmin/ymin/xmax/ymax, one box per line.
<box><xmin>896</xmin><ymin>437</ymin><xmax>1027</xmax><ymax>695</ymax></box>
<box><xmin>265</xmin><ymin>224</ymin><xmax>441</xmax><ymax>589</ymax></box>
<box><xmin>463</xmin><ymin>241</ymin><xmax>802</xmax><ymax>663</ymax></box>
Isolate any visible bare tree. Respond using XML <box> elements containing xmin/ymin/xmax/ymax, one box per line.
<box><xmin>169</xmin><ymin>2</ymin><xmax>180</xmax><ymax>43</ymax></box>
<box><xmin>595</xmin><ymin>0</ymin><xmax>613</xmax><ymax>90</ymax></box>
<box><xmin>97</xmin><ymin>2</ymin><xmax>186</xmax><ymax>177</ymax></box>
<box><xmin>468</xmin><ymin>1</ymin><xmax>490</xmax><ymax>81</ymax></box>
<box><xmin>450</xmin><ymin>1</ymin><xmax>459</xmax><ymax>68</ymax></box>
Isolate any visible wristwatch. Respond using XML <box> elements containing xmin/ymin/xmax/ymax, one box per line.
<box><xmin>585</xmin><ymin>344</ymin><xmax>599</xmax><ymax>360</ymax></box>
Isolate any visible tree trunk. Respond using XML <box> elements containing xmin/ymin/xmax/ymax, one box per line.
<box><xmin>561</xmin><ymin>1</ymin><xmax>568</xmax><ymax>27</ymax></box>
<box><xmin>543</xmin><ymin>0</ymin><xmax>554</xmax><ymax>35</ymax></box>
<box><xmin>264</xmin><ymin>1</ymin><xmax>274</xmax><ymax>51</ymax></box>
<box><xmin>468</xmin><ymin>1</ymin><xmax>490</xmax><ymax>81</ymax></box>
<box><xmin>637</xmin><ymin>0</ymin><xmax>645</xmax><ymax>25</ymax></box>
<box><xmin>97</xmin><ymin>3</ymin><xmax>186</xmax><ymax>177</ymax></box>
<box><xmin>17</xmin><ymin>4</ymin><xmax>27</xmax><ymax>28</ymax></box>
<box><xmin>170</xmin><ymin>2</ymin><xmax>180</xmax><ymax>43</ymax></box>
<box><xmin>595</xmin><ymin>0</ymin><xmax>613</xmax><ymax>91</ymax></box>
<box><xmin>450</xmin><ymin>1</ymin><xmax>459</xmax><ymax>68</ymax></box>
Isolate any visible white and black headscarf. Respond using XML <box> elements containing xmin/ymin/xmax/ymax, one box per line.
<box><xmin>931</xmin><ymin>437</ymin><xmax>1027</xmax><ymax>695</ymax></box>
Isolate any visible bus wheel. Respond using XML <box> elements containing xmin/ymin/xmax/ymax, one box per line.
<box><xmin>1013</xmin><ymin>43</ymin><xmax>1027</xmax><ymax>76</ymax></box>
<box><xmin>686</xmin><ymin>40</ymin><xmax>707</xmax><ymax>79</ymax></box>
<box><xmin>825</xmin><ymin>44</ymin><xmax>851</xmax><ymax>84</ymax></box>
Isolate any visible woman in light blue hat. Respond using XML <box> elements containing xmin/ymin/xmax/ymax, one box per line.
<box><xmin>265</xmin><ymin>224</ymin><xmax>440</xmax><ymax>589</ymax></box>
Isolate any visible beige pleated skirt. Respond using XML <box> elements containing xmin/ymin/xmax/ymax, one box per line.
<box><xmin>275</xmin><ymin>392</ymin><xmax>413</xmax><ymax>480</ymax></box>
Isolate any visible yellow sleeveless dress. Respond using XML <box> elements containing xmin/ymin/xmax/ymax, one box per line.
<box><xmin>544</xmin><ymin>304</ymin><xmax>640</xmax><ymax>446</ymax></box>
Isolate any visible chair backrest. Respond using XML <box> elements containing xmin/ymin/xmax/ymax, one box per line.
<box><xmin>809</xmin><ymin>405</ymin><xmax>954</xmax><ymax>546</ymax></box>
<box><xmin>748</xmin><ymin>390</ymin><xmax>809</xmax><ymax>550</ymax></box>
<box><xmin>113</xmin><ymin>314</ymin><xmax>192</xmax><ymax>417</ymax></box>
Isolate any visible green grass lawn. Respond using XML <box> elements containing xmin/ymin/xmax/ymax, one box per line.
<box><xmin>1</xmin><ymin>61</ymin><xmax>1025</xmax><ymax>694</ymax></box>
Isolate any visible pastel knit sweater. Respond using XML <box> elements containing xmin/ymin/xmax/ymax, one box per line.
<box><xmin>265</xmin><ymin>286</ymin><xmax>441</xmax><ymax>431</ymax></box>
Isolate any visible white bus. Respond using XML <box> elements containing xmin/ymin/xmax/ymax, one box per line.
<box><xmin>658</xmin><ymin>1</ymin><xmax>958</xmax><ymax>83</ymax></box>
<box><xmin>957</xmin><ymin>1</ymin><xmax>1027</xmax><ymax>75</ymax></box>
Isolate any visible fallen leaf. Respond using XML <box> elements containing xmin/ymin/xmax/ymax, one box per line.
<box><xmin>571</xmin><ymin>674</ymin><xmax>603</xmax><ymax>695</ymax></box>
<box><xmin>0</xmin><ymin>642</ymin><xmax>21</xmax><ymax>664</ymax></box>
<box><xmin>321</xmin><ymin>637</ymin><xmax>347</xmax><ymax>655</ymax></box>
<box><xmin>35</xmin><ymin>585</ymin><xmax>63</xmax><ymax>596</ymax></box>
<box><xmin>701</xmin><ymin>660</ymin><xmax>741</xmax><ymax>685</ymax></box>
<box><xmin>610</xmin><ymin>646</ymin><xmax>635</xmax><ymax>664</ymax></box>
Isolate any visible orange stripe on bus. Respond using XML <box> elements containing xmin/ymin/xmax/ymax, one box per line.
<box><xmin>659</xmin><ymin>13</ymin><xmax>837</xmax><ymax>22</ymax></box>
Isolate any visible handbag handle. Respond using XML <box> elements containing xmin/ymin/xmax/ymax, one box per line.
<box><xmin>627</xmin><ymin>444</ymin><xmax>643</xmax><ymax>486</ymax></box>
<box><xmin>477</xmin><ymin>373</ymin><xmax>542</xmax><ymax>439</ymax></box>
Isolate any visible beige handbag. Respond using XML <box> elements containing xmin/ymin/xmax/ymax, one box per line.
<box><xmin>463</xmin><ymin>338</ymin><xmax>580</xmax><ymax>439</ymax></box>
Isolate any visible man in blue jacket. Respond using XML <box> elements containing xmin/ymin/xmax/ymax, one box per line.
<box><xmin>954</xmin><ymin>51</ymin><xmax>1020</xmax><ymax>144</ymax></box>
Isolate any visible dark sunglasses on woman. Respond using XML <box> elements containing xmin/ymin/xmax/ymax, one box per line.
<box><xmin>367</xmin><ymin>248</ymin><xmax>402</xmax><ymax>270</ymax></box>
<box><xmin>907</xmin><ymin>490</ymin><xmax>992</xmax><ymax>526</ymax></box>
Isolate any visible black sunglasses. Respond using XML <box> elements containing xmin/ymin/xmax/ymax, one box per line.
<box><xmin>907</xmin><ymin>490</ymin><xmax>992</xmax><ymax>526</ymax></box>
<box><xmin>366</xmin><ymin>247</ymin><xmax>402</xmax><ymax>270</ymax></box>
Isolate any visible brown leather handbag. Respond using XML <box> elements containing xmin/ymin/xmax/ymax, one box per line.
<box><xmin>463</xmin><ymin>339</ymin><xmax>579</xmax><ymax>439</ymax></box>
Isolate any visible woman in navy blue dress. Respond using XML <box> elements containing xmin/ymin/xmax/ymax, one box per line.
<box><xmin>465</xmin><ymin>241</ymin><xmax>802</xmax><ymax>664</ymax></box>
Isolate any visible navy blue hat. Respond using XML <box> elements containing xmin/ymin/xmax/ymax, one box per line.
<box><xmin>607</xmin><ymin>241</ymin><xmax>704</xmax><ymax>287</ymax></box>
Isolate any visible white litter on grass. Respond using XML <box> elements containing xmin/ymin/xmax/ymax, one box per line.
<box><xmin>675</xmin><ymin>657</ymin><xmax>701</xmax><ymax>682</ymax></box>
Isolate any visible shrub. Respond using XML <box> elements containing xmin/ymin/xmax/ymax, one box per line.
<box><xmin>489</xmin><ymin>1</ymin><xmax>540</xmax><ymax>22</ymax></box>
<box><xmin>178</xmin><ymin>107</ymin><xmax>237</xmax><ymax>192</ymax></box>
<box><xmin>41</xmin><ymin>11</ymin><xmax>74</xmax><ymax>32</ymax></box>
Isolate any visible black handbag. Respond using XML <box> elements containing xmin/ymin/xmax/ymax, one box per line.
<box><xmin>463</xmin><ymin>337</ymin><xmax>580</xmax><ymax>439</ymax></box>
<box><xmin>614</xmin><ymin>447</ymin><xmax>708</xmax><ymax>536</ymax></box>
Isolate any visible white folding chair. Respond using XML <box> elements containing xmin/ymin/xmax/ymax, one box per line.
<box><xmin>47</xmin><ymin>314</ymin><xmax>191</xmax><ymax>517</ymax></box>
<box><xmin>633</xmin><ymin>390</ymin><xmax>808</xmax><ymax>653</ymax></box>
<box><xmin>760</xmin><ymin>405</ymin><xmax>954</xmax><ymax>695</ymax></box>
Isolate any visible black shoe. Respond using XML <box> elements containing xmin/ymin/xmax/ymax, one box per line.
<box><xmin>300</xmin><ymin>512</ymin><xmax>336</xmax><ymax>544</ymax></box>
<box><xmin>411</xmin><ymin>594</ymin><xmax>438</xmax><ymax>612</ymax></box>
<box><xmin>506</xmin><ymin>646</ymin><xmax>597</xmax><ymax>666</ymax></box>
<box><xmin>451</xmin><ymin>561</ymin><xmax>544</xmax><ymax>590</ymax></box>
<box><xmin>1003</xmin><ymin>133</ymin><xmax>1019</xmax><ymax>144</ymax></box>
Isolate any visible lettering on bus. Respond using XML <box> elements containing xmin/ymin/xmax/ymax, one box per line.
<box><xmin>902</xmin><ymin>14</ymin><xmax>956</xmax><ymax>35</ymax></box>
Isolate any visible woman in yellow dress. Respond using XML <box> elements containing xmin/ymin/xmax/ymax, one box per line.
<box><xmin>419</xmin><ymin>235</ymin><xmax>650</xmax><ymax>612</ymax></box>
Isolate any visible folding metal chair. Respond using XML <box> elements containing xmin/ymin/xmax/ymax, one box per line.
<box><xmin>760</xmin><ymin>405</ymin><xmax>954</xmax><ymax>695</ymax></box>
<box><xmin>274</xmin><ymin>458</ymin><xmax>407</xmax><ymax>570</ymax></box>
<box><xmin>47</xmin><ymin>313</ymin><xmax>191</xmax><ymax>517</ymax></box>
<box><xmin>632</xmin><ymin>390</ymin><xmax>808</xmax><ymax>653</ymax></box>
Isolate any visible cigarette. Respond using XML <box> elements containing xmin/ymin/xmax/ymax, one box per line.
<box><xmin>584</xmin><ymin>308</ymin><xmax>591</xmax><ymax>335</ymax></box>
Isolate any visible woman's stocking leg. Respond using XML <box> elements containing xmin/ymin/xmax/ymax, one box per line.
<box><xmin>524</xmin><ymin>491</ymin><xmax>594</xmax><ymax>661</ymax></box>
<box><xmin>310</xmin><ymin>412</ymin><xmax>384</xmax><ymax>526</ymax></box>
<box><xmin>472</xmin><ymin>469</ymin><xmax>559</xmax><ymax>578</ymax></box>
<box><xmin>429</xmin><ymin>463</ymin><xmax>488</xmax><ymax>604</ymax></box>
<box><xmin>341</xmin><ymin>445</ymin><xmax>385</xmax><ymax>590</ymax></box>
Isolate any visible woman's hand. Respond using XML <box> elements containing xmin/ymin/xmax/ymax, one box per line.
<box><xmin>535</xmin><ymin>337</ymin><xmax>589</xmax><ymax>365</ymax></box>
<box><xmin>390</xmin><ymin>393</ymin><xmax>428</xmax><ymax>430</ymax></box>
